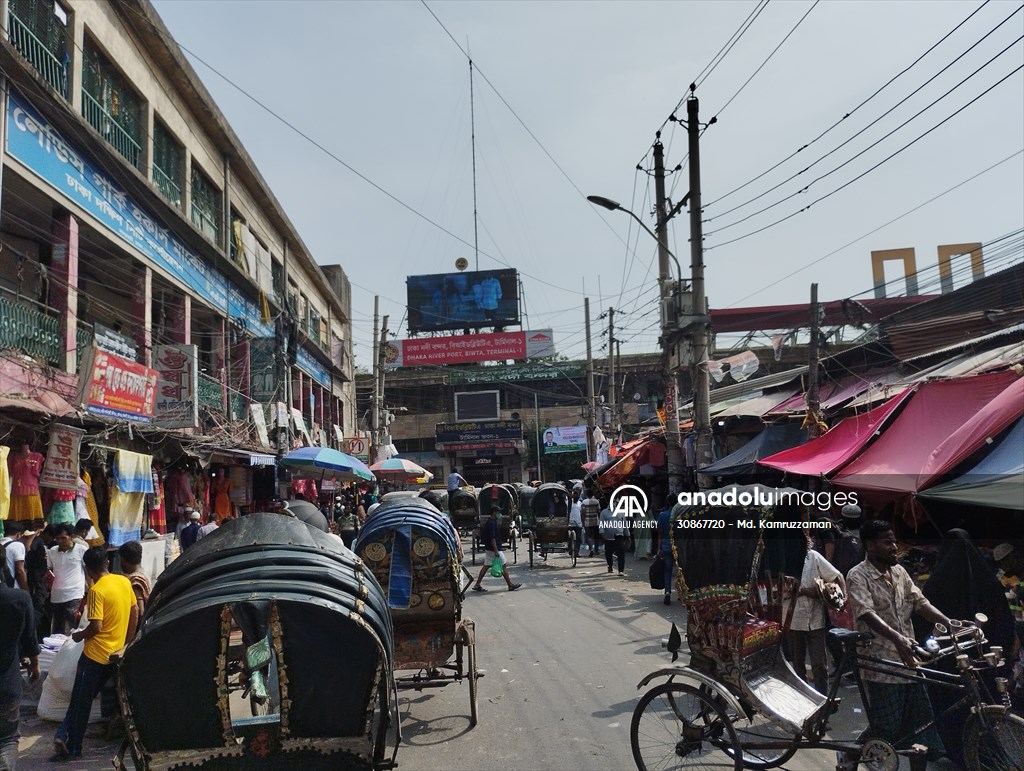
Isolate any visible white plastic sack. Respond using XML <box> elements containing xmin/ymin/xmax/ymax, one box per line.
<box><xmin>37</xmin><ymin>675</ymin><xmax>103</xmax><ymax>724</ymax></box>
<box><xmin>46</xmin><ymin>638</ymin><xmax>85</xmax><ymax>697</ymax></box>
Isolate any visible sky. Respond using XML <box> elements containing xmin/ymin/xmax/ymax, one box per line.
<box><xmin>150</xmin><ymin>0</ymin><xmax>1024</xmax><ymax>367</ymax></box>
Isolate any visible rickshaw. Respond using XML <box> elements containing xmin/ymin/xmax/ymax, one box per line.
<box><xmin>525</xmin><ymin>482</ymin><xmax>576</xmax><ymax>568</ymax></box>
<box><xmin>629</xmin><ymin>485</ymin><xmax>1023</xmax><ymax>771</ymax></box>
<box><xmin>419</xmin><ymin>488</ymin><xmax>449</xmax><ymax>516</ymax></box>
<box><xmin>515</xmin><ymin>483</ymin><xmax>536</xmax><ymax>529</ymax></box>
<box><xmin>473</xmin><ymin>483</ymin><xmax>519</xmax><ymax>565</ymax></box>
<box><xmin>448</xmin><ymin>487</ymin><xmax>479</xmax><ymax>538</ymax></box>
<box><xmin>354</xmin><ymin>498</ymin><xmax>480</xmax><ymax>728</ymax></box>
<box><xmin>116</xmin><ymin>512</ymin><xmax>398</xmax><ymax>770</ymax></box>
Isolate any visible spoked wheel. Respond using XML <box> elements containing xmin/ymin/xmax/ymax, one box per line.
<box><xmin>631</xmin><ymin>682</ymin><xmax>742</xmax><ymax>771</ymax></box>
<box><xmin>962</xmin><ymin>705</ymin><xmax>1024</xmax><ymax>771</ymax></box>
<box><xmin>699</xmin><ymin>687</ymin><xmax>798</xmax><ymax>769</ymax></box>
<box><xmin>467</xmin><ymin>640</ymin><xmax>479</xmax><ymax>728</ymax></box>
<box><xmin>568</xmin><ymin>532</ymin><xmax>577</xmax><ymax>567</ymax></box>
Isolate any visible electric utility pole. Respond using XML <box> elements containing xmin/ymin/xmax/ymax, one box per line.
<box><xmin>806</xmin><ymin>283</ymin><xmax>822</xmax><ymax>439</ymax></box>
<box><xmin>608</xmin><ymin>306</ymin><xmax>617</xmax><ymax>441</ymax></box>
<box><xmin>686</xmin><ymin>93</ymin><xmax>713</xmax><ymax>476</ymax></box>
<box><xmin>584</xmin><ymin>297</ymin><xmax>597</xmax><ymax>463</ymax></box>
<box><xmin>653</xmin><ymin>138</ymin><xmax>685</xmax><ymax>495</ymax></box>
<box><xmin>371</xmin><ymin>295</ymin><xmax>380</xmax><ymax>458</ymax></box>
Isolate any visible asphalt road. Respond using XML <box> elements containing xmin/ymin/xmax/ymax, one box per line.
<box><xmin>16</xmin><ymin>542</ymin><xmax>961</xmax><ymax>770</ymax></box>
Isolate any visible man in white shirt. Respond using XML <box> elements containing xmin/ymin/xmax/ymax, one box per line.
<box><xmin>446</xmin><ymin>468</ymin><xmax>467</xmax><ymax>493</ymax></box>
<box><xmin>46</xmin><ymin>524</ymin><xmax>87</xmax><ymax>635</ymax></box>
<box><xmin>568</xmin><ymin>490</ymin><xmax>583</xmax><ymax>559</ymax></box>
<box><xmin>1</xmin><ymin>520</ymin><xmax>30</xmax><ymax>590</ymax></box>
<box><xmin>787</xmin><ymin>545</ymin><xmax>845</xmax><ymax>695</ymax></box>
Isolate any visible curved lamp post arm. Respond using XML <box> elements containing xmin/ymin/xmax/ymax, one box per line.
<box><xmin>586</xmin><ymin>196</ymin><xmax>683</xmax><ymax>280</ymax></box>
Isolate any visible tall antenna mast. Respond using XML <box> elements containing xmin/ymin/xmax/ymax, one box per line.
<box><xmin>469</xmin><ymin>57</ymin><xmax>480</xmax><ymax>271</ymax></box>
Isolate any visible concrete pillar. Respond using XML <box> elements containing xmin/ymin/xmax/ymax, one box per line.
<box><xmin>166</xmin><ymin>294</ymin><xmax>191</xmax><ymax>344</ymax></box>
<box><xmin>132</xmin><ymin>264</ymin><xmax>152</xmax><ymax>367</ymax></box>
<box><xmin>50</xmin><ymin>212</ymin><xmax>79</xmax><ymax>374</ymax></box>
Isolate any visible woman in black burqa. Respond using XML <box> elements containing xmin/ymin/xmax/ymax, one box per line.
<box><xmin>914</xmin><ymin>528</ymin><xmax>1015</xmax><ymax>765</ymax></box>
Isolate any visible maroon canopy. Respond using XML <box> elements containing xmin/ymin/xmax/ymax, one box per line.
<box><xmin>758</xmin><ymin>389</ymin><xmax>912</xmax><ymax>477</ymax></box>
<box><xmin>831</xmin><ymin>370</ymin><xmax>1019</xmax><ymax>500</ymax></box>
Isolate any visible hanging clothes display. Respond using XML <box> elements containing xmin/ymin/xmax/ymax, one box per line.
<box><xmin>48</xmin><ymin>487</ymin><xmax>76</xmax><ymax>526</ymax></box>
<box><xmin>78</xmin><ymin>475</ymin><xmax>105</xmax><ymax>546</ymax></box>
<box><xmin>8</xmin><ymin>444</ymin><xmax>45</xmax><ymax>521</ymax></box>
<box><xmin>109</xmin><ymin>482</ymin><xmax>145</xmax><ymax>547</ymax></box>
<box><xmin>0</xmin><ymin>446</ymin><xmax>10</xmax><ymax>523</ymax></box>
<box><xmin>148</xmin><ymin>465</ymin><xmax>166</xmax><ymax>534</ymax></box>
<box><xmin>212</xmin><ymin>471</ymin><xmax>233</xmax><ymax>522</ymax></box>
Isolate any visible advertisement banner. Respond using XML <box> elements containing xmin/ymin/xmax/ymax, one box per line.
<box><xmin>449</xmin><ymin>360</ymin><xmax>584</xmax><ymax>384</ymax></box>
<box><xmin>78</xmin><ymin>347</ymin><xmax>158</xmax><ymax>423</ymax></box>
<box><xmin>542</xmin><ymin>425</ymin><xmax>588</xmax><ymax>454</ymax></box>
<box><xmin>435</xmin><ymin>420</ymin><xmax>523</xmax><ymax>447</ymax></box>
<box><xmin>406</xmin><ymin>268</ymin><xmax>520</xmax><ymax>333</ymax></box>
<box><xmin>153</xmin><ymin>344</ymin><xmax>198</xmax><ymax>429</ymax></box>
<box><xmin>385</xmin><ymin>329</ymin><xmax>555</xmax><ymax>367</ymax></box>
<box><xmin>38</xmin><ymin>425</ymin><xmax>85</xmax><ymax>490</ymax></box>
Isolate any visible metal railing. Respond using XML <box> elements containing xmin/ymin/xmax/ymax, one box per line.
<box><xmin>191</xmin><ymin>203</ymin><xmax>220</xmax><ymax>245</ymax></box>
<box><xmin>76</xmin><ymin>324</ymin><xmax>93</xmax><ymax>368</ymax></box>
<box><xmin>152</xmin><ymin>163</ymin><xmax>182</xmax><ymax>209</ymax></box>
<box><xmin>7</xmin><ymin>9</ymin><xmax>68</xmax><ymax>99</ymax></box>
<box><xmin>0</xmin><ymin>290</ymin><xmax>60</xmax><ymax>365</ymax></box>
<box><xmin>198</xmin><ymin>372</ymin><xmax>225</xmax><ymax>412</ymax></box>
<box><xmin>81</xmin><ymin>89</ymin><xmax>142</xmax><ymax>169</ymax></box>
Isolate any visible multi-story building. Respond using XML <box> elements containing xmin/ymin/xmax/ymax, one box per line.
<box><xmin>0</xmin><ymin>0</ymin><xmax>353</xmax><ymax>448</ymax></box>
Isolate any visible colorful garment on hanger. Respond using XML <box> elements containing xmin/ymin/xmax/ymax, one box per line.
<box><xmin>7</xmin><ymin>448</ymin><xmax>44</xmax><ymax>522</ymax></box>
<box><xmin>114</xmin><ymin>451</ymin><xmax>155</xmax><ymax>494</ymax></box>
<box><xmin>149</xmin><ymin>469</ymin><xmax>166</xmax><ymax>534</ymax></box>
<box><xmin>0</xmin><ymin>446</ymin><xmax>10</xmax><ymax>521</ymax></box>
<box><xmin>78</xmin><ymin>475</ymin><xmax>105</xmax><ymax>545</ymax></box>
<box><xmin>109</xmin><ymin>482</ymin><xmax>145</xmax><ymax>547</ymax></box>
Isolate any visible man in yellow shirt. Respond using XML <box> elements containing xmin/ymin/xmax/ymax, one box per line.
<box><xmin>52</xmin><ymin>547</ymin><xmax>137</xmax><ymax>761</ymax></box>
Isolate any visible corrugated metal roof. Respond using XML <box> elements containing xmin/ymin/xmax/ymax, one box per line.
<box><xmin>702</xmin><ymin>366</ymin><xmax>808</xmax><ymax>405</ymax></box>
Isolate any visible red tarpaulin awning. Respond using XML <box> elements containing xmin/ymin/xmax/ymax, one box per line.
<box><xmin>916</xmin><ymin>376</ymin><xmax>1024</xmax><ymax>491</ymax></box>
<box><xmin>831</xmin><ymin>370</ymin><xmax>1019</xmax><ymax>499</ymax></box>
<box><xmin>758</xmin><ymin>389</ymin><xmax>913</xmax><ymax>477</ymax></box>
<box><xmin>599</xmin><ymin>437</ymin><xmax>666</xmax><ymax>488</ymax></box>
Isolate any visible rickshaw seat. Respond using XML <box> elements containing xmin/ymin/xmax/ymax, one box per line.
<box><xmin>827</xmin><ymin>627</ymin><xmax>873</xmax><ymax>645</ymax></box>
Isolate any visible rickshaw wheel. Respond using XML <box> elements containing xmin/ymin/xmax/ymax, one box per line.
<box><xmin>468</xmin><ymin>641</ymin><xmax>479</xmax><ymax>728</ymax></box>
<box><xmin>631</xmin><ymin>682</ymin><xmax>742</xmax><ymax>771</ymax></box>
<box><xmin>962</xmin><ymin>706</ymin><xmax>1024</xmax><ymax>771</ymax></box>
<box><xmin>568</xmin><ymin>531</ymin><xmax>577</xmax><ymax>567</ymax></box>
<box><xmin>528</xmin><ymin>534</ymin><xmax>535</xmax><ymax>569</ymax></box>
<box><xmin>698</xmin><ymin>686</ymin><xmax>798</xmax><ymax>769</ymax></box>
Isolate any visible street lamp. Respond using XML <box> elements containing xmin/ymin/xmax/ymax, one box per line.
<box><xmin>586</xmin><ymin>196</ymin><xmax>683</xmax><ymax>280</ymax></box>
<box><xmin>587</xmin><ymin>188</ymin><xmax>686</xmax><ymax>495</ymax></box>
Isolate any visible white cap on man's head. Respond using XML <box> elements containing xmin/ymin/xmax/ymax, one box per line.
<box><xmin>993</xmin><ymin>543</ymin><xmax>1014</xmax><ymax>562</ymax></box>
<box><xmin>841</xmin><ymin>504</ymin><xmax>862</xmax><ymax>520</ymax></box>
<box><xmin>189</xmin><ymin>510</ymin><xmax>202</xmax><ymax>520</ymax></box>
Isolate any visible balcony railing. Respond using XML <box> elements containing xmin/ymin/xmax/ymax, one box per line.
<box><xmin>0</xmin><ymin>290</ymin><xmax>60</xmax><ymax>365</ymax></box>
<box><xmin>191</xmin><ymin>203</ymin><xmax>221</xmax><ymax>245</ymax></box>
<box><xmin>7</xmin><ymin>9</ymin><xmax>68</xmax><ymax>100</ymax></box>
<box><xmin>76</xmin><ymin>324</ymin><xmax>93</xmax><ymax>368</ymax></box>
<box><xmin>81</xmin><ymin>88</ymin><xmax>142</xmax><ymax>169</ymax></box>
<box><xmin>152</xmin><ymin>163</ymin><xmax>182</xmax><ymax>209</ymax></box>
<box><xmin>198</xmin><ymin>373</ymin><xmax>225</xmax><ymax>413</ymax></box>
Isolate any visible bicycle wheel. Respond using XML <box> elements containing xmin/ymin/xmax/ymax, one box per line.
<box><xmin>962</xmin><ymin>705</ymin><xmax>1024</xmax><ymax>771</ymax></box>
<box><xmin>701</xmin><ymin>687</ymin><xmax>798</xmax><ymax>769</ymax></box>
<box><xmin>631</xmin><ymin>682</ymin><xmax>743</xmax><ymax>771</ymax></box>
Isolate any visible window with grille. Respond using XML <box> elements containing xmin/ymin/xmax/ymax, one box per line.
<box><xmin>272</xmin><ymin>260</ymin><xmax>284</xmax><ymax>305</ymax></box>
<box><xmin>81</xmin><ymin>38</ymin><xmax>142</xmax><ymax>168</ymax></box>
<box><xmin>152</xmin><ymin>118</ymin><xmax>184</xmax><ymax>208</ymax></box>
<box><xmin>8</xmin><ymin>0</ymin><xmax>69</xmax><ymax>98</ymax></box>
<box><xmin>191</xmin><ymin>165</ymin><xmax>221</xmax><ymax>244</ymax></box>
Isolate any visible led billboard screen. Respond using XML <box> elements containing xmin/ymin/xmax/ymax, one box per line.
<box><xmin>407</xmin><ymin>269</ymin><xmax>520</xmax><ymax>333</ymax></box>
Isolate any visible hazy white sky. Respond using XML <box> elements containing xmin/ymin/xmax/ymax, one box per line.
<box><xmin>152</xmin><ymin>0</ymin><xmax>1024</xmax><ymax>366</ymax></box>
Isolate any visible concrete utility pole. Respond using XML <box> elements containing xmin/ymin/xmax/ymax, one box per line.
<box><xmin>584</xmin><ymin>297</ymin><xmax>597</xmax><ymax>463</ymax></box>
<box><xmin>653</xmin><ymin>139</ymin><xmax>685</xmax><ymax>495</ymax></box>
<box><xmin>686</xmin><ymin>94</ymin><xmax>713</xmax><ymax>477</ymax></box>
<box><xmin>376</xmin><ymin>314</ymin><xmax>389</xmax><ymax>463</ymax></box>
<box><xmin>806</xmin><ymin>283</ymin><xmax>822</xmax><ymax>439</ymax></box>
<box><xmin>607</xmin><ymin>307</ymin><xmax>617</xmax><ymax>441</ymax></box>
<box><xmin>371</xmin><ymin>295</ymin><xmax>380</xmax><ymax>458</ymax></box>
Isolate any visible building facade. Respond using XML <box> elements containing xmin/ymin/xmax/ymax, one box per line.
<box><xmin>0</xmin><ymin>0</ymin><xmax>353</xmax><ymax>447</ymax></box>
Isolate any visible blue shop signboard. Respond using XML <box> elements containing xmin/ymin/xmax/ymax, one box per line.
<box><xmin>6</xmin><ymin>94</ymin><xmax>272</xmax><ymax>338</ymax></box>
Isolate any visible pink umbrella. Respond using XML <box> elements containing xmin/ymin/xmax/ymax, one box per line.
<box><xmin>369</xmin><ymin>457</ymin><xmax>433</xmax><ymax>482</ymax></box>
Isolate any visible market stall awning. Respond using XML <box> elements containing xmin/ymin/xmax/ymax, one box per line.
<box><xmin>758</xmin><ymin>389</ymin><xmax>912</xmax><ymax>477</ymax></box>
<box><xmin>717</xmin><ymin>387</ymin><xmax>799</xmax><ymax>418</ymax></box>
<box><xmin>700</xmin><ymin>422</ymin><xmax>808</xmax><ymax>478</ymax></box>
<box><xmin>919</xmin><ymin>418</ymin><xmax>1024</xmax><ymax>510</ymax></box>
<box><xmin>915</xmin><ymin>376</ymin><xmax>1024</xmax><ymax>490</ymax></box>
<box><xmin>598</xmin><ymin>436</ymin><xmax>666</xmax><ymax>488</ymax></box>
<box><xmin>213</xmin><ymin>448</ymin><xmax>277</xmax><ymax>466</ymax></box>
<box><xmin>831</xmin><ymin>370</ymin><xmax>1019</xmax><ymax>498</ymax></box>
